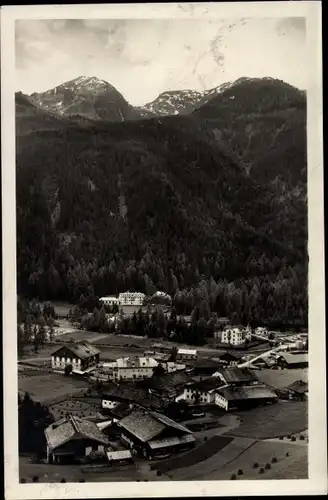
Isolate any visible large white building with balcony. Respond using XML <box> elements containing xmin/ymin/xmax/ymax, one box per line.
<box><xmin>220</xmin><ymin>326</ymin><xmax>252</xmax><ymax>346</ymax></box>
<box><xmin>118</xmin><ymin>292</ymin><xmax>146</xmax><ymax>306</ymax></box>
<box><xmin>99</xmin><ymin>296</ymin><xmax>121</xmax><ymax>307</ymax></box>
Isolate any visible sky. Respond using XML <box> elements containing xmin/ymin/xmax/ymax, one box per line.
<box><xmin>15</xmin><ymin>17</ymin><xmax>306</xmax><ymax>106</ymax></box>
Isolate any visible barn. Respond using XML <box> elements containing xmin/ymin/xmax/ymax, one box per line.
<box><xmin>117</xmin><ymin>410</ymin><xmax>195</xmax><ymax>459</ymax></box>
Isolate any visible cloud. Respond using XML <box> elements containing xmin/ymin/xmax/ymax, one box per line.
<box><xmin>15</xmin><ymin>17</ymin><xmax>306</xmax><ymax>105</ymax></box>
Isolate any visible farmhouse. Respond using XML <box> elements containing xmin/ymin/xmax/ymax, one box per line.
<box><xmin>176</xmin><ymin>377</ymin><xmax>225</xmax><ymax>405</ymax></box>
<box><xmin>101</xmin><ymin>382</ymin><xmax>167</xmax><ymax>411</ymax></box>
<box><xmin>177</xmin><ymin>348</ymin><xmax>198</xmax><ymax>362</ymax></box>
<box><xmin>102</xmin><ymin>356</ymin><xmax>158</xmax><ymax>381</ymax></box>
<box><xmin>118</xmin><ymin>291</ymin><xmax>145</xmax><ymax>306</ymax></box>
<box><xmin>277</xmin><ymin>353</ymin><xmax>308</xmax><ymax>369</ymax></box>
<box><xmin>117</xmin><ymin>410</ymin><xmax>195</xmax><ymax>459</ymax></box>
<box><xmin>285</xmin><ymin>380</ymin><xmax>308</xmax><ymax>401</ymax></box>
<box><xmin>145</xmin><ymin>371</ymin><xmax>191</xmax><ymax>400</ymax></box>
<box><xmin>45</xmin><ymin>415</ymin><xmax>109</xmax><ymax>464</ymax></box>
<box><xmin>212</xmin><ymin>352</ymin><xmax>240</xmax><ymax>367</ymax></box>
<box><xmin>214</xmin><ymin>367</ymin><xmax>259</xmax><ymax>387</ymax></box>
<box><xmin>51</xmin><ymin>342</ymin><xmax>100</xmax><ymax>373</ymax></box>
<box><xmin>215</xmin><ymin>385</ymin><xmax>278</xmax><ymax>411</ymax></box>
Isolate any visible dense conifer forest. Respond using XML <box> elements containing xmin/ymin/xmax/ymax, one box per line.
<box><xmin>15</xmin><ymin>78</ymin><xmax>307</xmax><ymax>329</ymax></box>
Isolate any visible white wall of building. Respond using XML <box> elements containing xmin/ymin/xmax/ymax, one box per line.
<box><xmin>215</xmin><ymin>393</ymin><xmax>229</xmax><ymax>411</ymax></box>
<box><xmin>118</xmin><ymin>292</ymin><xmax>145</xmax><ymax>306</ymax></box>
<box><xmin>100</xmin><ymin>297</ymin><xmax>121</xmax><ymax>306</ymax></box>
<box><xmin>51</xmin><ymin>355</ymin><xmax>81</xmax><ymax>371</ymax></box>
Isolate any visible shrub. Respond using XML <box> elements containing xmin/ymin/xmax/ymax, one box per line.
<box><xmin>60</xmin><ymin>479</ymin><xmax>66</xmax><ymax>483</ymax></box>
<box><xmin>271</xmin><ymin>457</ymin><xmax>277</xmax><ymax>463</ymax></box>
<box><xmin>259</xmin><ymin>468</ymin><xmax>265</xmax><ymax>474</ymax></box>
<box><xmin>279</xmin><ymin>436</ymin><xmax>284</xmax><ymax>440</ymax></box>
<box><xmin>230</xmin><ymin>473</ymin><xmax>237</xmax><ymax>480</ymax></box>
<box><xmin>20</xmin><ymin>478</ymin><xmax>26</xmax><ymax>483</ymax></box>
<box><xmin>286</xmin><ymin>452</ymin><xmax>289</xmax><ymax>457</ymax></box>
<box><xmin>237</xmin><ymin>469</ymin><xmax>243</xmax><ymax>475</ymax></box>
<box><xmin>291</xmin><ymin>436</ymin><xmax>296</xmax><ymax>442</ymax></box>
<box><xmin>79</xmin><ymin>479</ymin><xmax>85</xmax><ymax>483</ymax></box>
<box><xmin>287</xmin><ymin>434</ymin><xmax>292</xmax><ymax>439</ymax></box>
<box><xmin>300</xmin><ymin>435</ymin><xmax>305</xmax><ymax>440</ymax></box>
<box><xmin>265</xmin><ymin>463</ymin><xmax>271</xmax><ymax>470</ymax></box>
<box><xmin>32</xmin><ymin>476</ymin><xmax>39</xmax><ymax>483</ymax></box>
<box><xmin>157</xmin><ymin>471</ymin><xmax>162</xmax><ymax>476</ymax></box>
<box><xmin>253</xmin><ymin>462</ymin><xmax>259</xmax><ymax>468</ymax></box>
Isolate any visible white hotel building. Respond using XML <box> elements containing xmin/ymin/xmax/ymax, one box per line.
<box><xmin>221</xmin><ymin>326</ymin><xmax>252</xmax><ymax>346</ymax></box>
<box><xmin>99</xmin><ymin>292</ymin><xmax>146</xmax><ymax>308</ymax></box>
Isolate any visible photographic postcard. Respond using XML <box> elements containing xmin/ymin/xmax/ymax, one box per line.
<box><xmin>1</xmin><ymin>1</ymin><xmax>326</xmax><ymax>499</ymax></box>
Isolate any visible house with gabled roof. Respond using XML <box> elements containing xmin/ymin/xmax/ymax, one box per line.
<box><xmin>215</xmin><ymin>384</ymin><xmax>278</xmax><ymax>411</ymax></box>
<box><xmin>175</xmin><ymin>377</ymin><xmax>225</xmax><ymax>405</ymax></box>
<box><xmin>44</xmin><ymin>415</ymin><xmax>109</xmax><ymax>464</ymax></box>
<box><xmin>51</xmin><ymin>342</ymin><xmax>100</xmax><ymax>373</ymax></box>
<box><xmin>117</xmin><ymin>410</ymin><xmax>195</xmax><ymax>459</ymax></box>
<box><xmin>285</xmin><ymin>380</ymin><xmax>308</xmax><ymax>400</ymax></box>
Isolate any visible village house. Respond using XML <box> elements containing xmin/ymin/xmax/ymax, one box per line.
<box><xmin>175</xmin><ymin>377</ymin><xmax>225</xmax><ymax>405</ymax></box>
<box><xmin>215</xmin><ymin>385</ymin><xmax>278</xmax><ymax>411</ymax></box>
<box><xmin>192</xmin><ymin>358</ymin><xmax>223</xmax><ymax>376</ymax></box>
<box><xmin>284</xmin><ymin>380</ymin><xmax>308</xmax><ymax>400</ymax></box>
<box><xmin>118</xmin><ymin>291</ymin><xmax>146</xmax><ymax>306</ymax></box>
<box><xmin>101</xmin><ymin>382</ymin><xmax>167</xmax><ymax>412</ymax></box>
<box><xmin>51</xmin><ymin>342</ymin><xmax>100</xmax><ymax>373</ymax></box>
<box><xmin>44</xmin><ymin>415</ymin><xmax>109</xmax><ymax>464</ymax></box>
<box><xmin>117</xmin><ymin>410</ymin><xmax>195</xmax><ymax>459</ymax></box>
<box><xmin>101</xmin><ymin>356</ymin><xmax>185</xmax><ymax>381</ymax></box>
<box><xmin>277</xmin><ymin>352</ymin><xmax>308</xmax><ymax>369</ymax></box>
<box><xmin>101</xmin><ymin>356</ymin><xmax>158</xmax><ymax>381</ymax></box>
<box><xmin>212</xmin><ymin>352</ymin><xmax>240</xmax><ymax>367</ymax></box>
<box><xmin>145</xmin><ymin>371</ymin><xmax>191</xmax><ymax>400</ymax></box>
<box><xmin>255</xmin><ymin>326</ymin><xmax>269</xmax><ymax>337</ymax></box>
<box><xmin>176</xmin><ymin>348</ymin><xmax>198</xmax><ymax>362</ymax></box>
<box><xmin>213</xmin><ymin>367</ymin><xmax>260</xmax><ymax>387</ymax></box>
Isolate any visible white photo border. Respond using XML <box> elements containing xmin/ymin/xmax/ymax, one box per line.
<box><xmin>1</xmin><ymin>2</ymin><xmax>326</xmax><ymax>499</ymax></box>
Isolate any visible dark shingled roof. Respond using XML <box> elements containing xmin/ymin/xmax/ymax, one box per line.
<box><xmin>145</xmin><ymin>372</ymin><xmax>190</xmax><ymax>392</ymax></box>
<box><xmin>279</xmin><ymin>353</ymin><xmax>308</xmax><ymax>365</ymax></box>
<box><xmin>285</xmin><ymin>380</ymin><xmax>308</xmax><ymax>394</ymax></box>
<box><xmin>186</xmin><ymin>377</ymin><xmax>225</xmax><ymax>393</ymax></box>
<box><xmin>118</xmin><ymin>410</ymin><xmax>192</xmax><ymax>442</ymax></box>
<box><xmin>45</xmin><ymin>415</ymin><xmax>108</xmax><ymax>451</ymax></box>
<box><xmin>219</xmin><ymin>367</ymin><xmax>259</xmax><ymax>384</ymax></box>
<box><xmin>217</xmin><ymin>385</ymin><xmax>277</xmax><ymax>401</ymax></box>
<box><xmin>102</xmin><ymin>381</ymin><xmax>168</xmax><ymax>410</ymax></box>
<box><xmin>51</xmin><ymin>342</ymin><xmax>100</xmax><ymax>360</ymax></box>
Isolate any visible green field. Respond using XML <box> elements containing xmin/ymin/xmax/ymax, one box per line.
<box><xmin>256</xmin><ymin>368</ymin><xmax>308</xmax><ymax>389</ymax></box>
<box><xmin>225</xmin><ymin>401</ymin><xmax>308</xmax><ymax>439</ymax></box>
<box><xmin>18</xmin><ymin>372</ymin><xmax>88</xmax><ymax>404</ymax></box>
<box><xmin>156</xmin><ymin>435</ymin><xmax>233</xmax><ymax>474</ymax></box>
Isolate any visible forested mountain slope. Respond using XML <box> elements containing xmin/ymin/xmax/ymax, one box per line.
<box><xmin>16</xmin><ymin>110</ymin><xmax>307</xmax><ymax>327</ymax></box>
